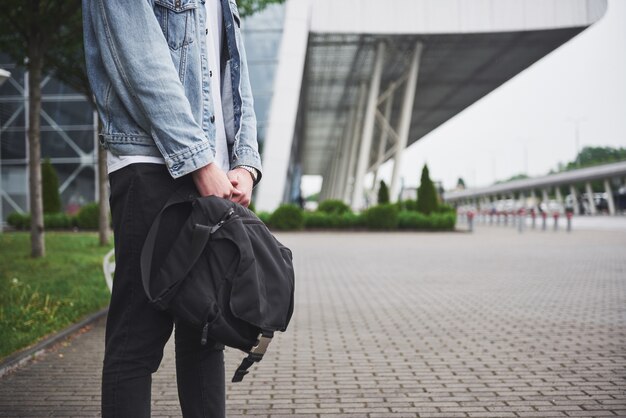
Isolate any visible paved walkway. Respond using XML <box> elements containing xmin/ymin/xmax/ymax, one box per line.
<box><xmin>1</xmin><ymin>228</ymin><xmax>625</xmax><ymax>417</ymax></box>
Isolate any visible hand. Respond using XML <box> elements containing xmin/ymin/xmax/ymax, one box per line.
<box><xmin>192</xmin><ymin>162</ymin><xmax>242</xmax><ymax>199</ymax></box>
<box><xmin>226</xmin><ymin>168</ymin><xmax>253</xmax><ymax>207</ymax></box>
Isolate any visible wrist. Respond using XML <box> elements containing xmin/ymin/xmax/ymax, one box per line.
<box><xmin>234</xmin><ymin>165</ymin><xmax>258</xmax><ymax>183</ymax></box>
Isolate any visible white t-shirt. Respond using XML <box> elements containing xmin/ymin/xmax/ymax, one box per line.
<box><xmin>107</xmin><ymin>0</ymin><xmax>229</xmax><ymax>174</ymax></box>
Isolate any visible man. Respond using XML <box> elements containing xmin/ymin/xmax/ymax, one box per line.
<box><xmin>82</xmin><ymin>0</ymin><xmax>262</xmax><ymax>416</ymax></box>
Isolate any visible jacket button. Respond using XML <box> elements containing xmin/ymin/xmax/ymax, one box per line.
<box><xmin>209</xmin><ymin>70</ymin><xmax>213</xmax><ymax>77</ymax></box>
<box><xmin>205</xmin><ymin>28</ymin><xmax>208</xmax><ymax>35</ymax></box>
<box><xmin>210</xmin><ymin>115</ymin><xmax>215</xmax><ymax>123</ymax></box>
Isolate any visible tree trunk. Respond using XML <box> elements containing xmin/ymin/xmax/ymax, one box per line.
<box><xmin>28</xmin><ymin>45</ymin><xmax>45</xmax><ymax>258</ymax></box>
<box><xmin>97</xmin><ymin>119</ymin><xmax>110</xmax><ymax>246</ymax></box>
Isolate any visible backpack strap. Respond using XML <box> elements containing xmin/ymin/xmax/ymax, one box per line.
<box><xmin>232</xmin><ymin>330</ymin><xmax>274</xmax><ymax>383</ymax></box>
<box><xmin>140</xmin><ymin>188</ymin><xmax>208</xmax><ymax>308</ymax></box>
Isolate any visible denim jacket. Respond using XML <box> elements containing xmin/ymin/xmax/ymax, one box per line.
<box><xmin>82</xmin><ymin>0</ymin><xmax>262</xmax><ymax>181</ymax></box>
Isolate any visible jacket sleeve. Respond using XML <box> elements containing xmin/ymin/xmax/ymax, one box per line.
<box><xmin>86</xmin><ymin>0</ymin><xmax>213</xmax><ymax>178</ymax></box>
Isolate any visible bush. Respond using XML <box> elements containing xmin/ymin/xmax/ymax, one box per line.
<box><xmin>317</xmin><ymin>199</ymin><xmax>350</xmax><ymax>215</ymax></box>
<box><xmin>398</xmin><ymin>211</ymin><xmax>456</xmax><ymax>230</ymax></box>
<box><xmin>257</xmin><ymin>211</ymin><xmax>271</xmax><ymax>225</ymax></box>
<box><xmin>303</xmin><ymin>211</ymin><xmax>365</xmax><ymax>229</ymax></box>
<box><xmin>339</xmin><ymin>212</ymin><xmax>364</xmax><ymax>229</ymax></box>
<box><xmin>304</xmin><ymin>211</ymin><xmax>334</xmax><ymax>229</ymax></box>
<box><xmin>268</xmin><ymin>204</ymin><xmax>304</xmax><ymax>230</ymax></box>
<box><xmin>377</xmin><ymin>180</ymin><xmax>390</xmax><ymax>204</ymax></box>
<box><xmin>76</xmin><ymin>203</ymin><xmax>99</xmax><ymax>230</ymax></box>
<box><xmin>7</xmin><ymin>212</ymin><xmax>75</xmax><ymax>230</ymax></box>
<box><xmin>436</xmin><ymin>204</ymin><xmax>455</xmax><ymax>214</ymax></box>
<box><xmin>45</xmin><ymin>213</ymin><xmax>74</xmax><ymax>229</ymax></box>
<box><xmin>7</xmin><ymin>212</ymin><xmax>30</xmax><ymax>230</ymax></box>
<box><xmin>42</xmin><ymin>159</ymin><xmax>61</xmax><ymax>214</ymax></box>
<box><xmin>362</xmin><ymin>204</ymin><xmax>398</xmax><ymax>230</ymax></box>
<box><xmin>416</xmin><ymin>164</ymin><xmax>439</xmax><ymax>215</ymax></box>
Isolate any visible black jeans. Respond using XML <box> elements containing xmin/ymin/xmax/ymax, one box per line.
<box><xmin>102</xmin><ymin>163</ymin><xmax>225</xmax><ymax>418</ymax></box>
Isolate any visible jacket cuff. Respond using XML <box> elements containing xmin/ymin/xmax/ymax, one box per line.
<box><xmin>231</xmin><ymin>147</ymin><xmax>263</xmax><ymax>187</ymax></box>
<box><xmin>164</xmin><ymin>141</ymin><xmax>215</xmax><ymax>178</ymax></box>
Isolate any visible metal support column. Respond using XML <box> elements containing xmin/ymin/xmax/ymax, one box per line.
<box><xmin>344</xmin><ymin>82</ymin><xmax>368</xmax><ymax>204</ymax></box>
<box><xmin>604</xmin><ymin>179</ymin><xmax>616</xmax><ymax>215</ymax></box>
<box><xmin>371</xmin><ymin>86</ymin><xmax>395</xmax><ymax>189</ymax></box>
<box><xmin>390</xmin><ymin>41</ymin><xmax>423</xmax><ymax>202</ymax></box>
<box><xmin>570</xmin><ymin>185</ymin><xmax>580</xmax><ymax>215</ymax></box>
<box><xmin>352</xmin><ymin>41</ymin><xmax>385</xmax><ymax>210</ymax></box>
<box><xmin>555</xmin><ymin>187</ymin><xmax>563</xmax><ymax>206</ymax></box>
<box><xmin>585</xmin><ymin>181</ymin><xmax>596</xmax><ymax>215</ymax></box>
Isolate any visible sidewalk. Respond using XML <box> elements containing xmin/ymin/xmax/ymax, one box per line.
<box><xmin>1</xmin><ymin>228</ymin><xmax>625</xmax><ymax>417</ymax></box>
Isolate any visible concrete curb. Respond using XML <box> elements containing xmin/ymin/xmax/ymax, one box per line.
<box><xmin>0</xmin><ymin>307</ymin><xmax>108</xmax><ymax>379</ymax></box>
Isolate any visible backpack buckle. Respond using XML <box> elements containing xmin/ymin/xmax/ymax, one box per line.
<box><xmin>250</xmin><ymin>333</ymin><xmax>272</xmax><ymax>356</ymax></box>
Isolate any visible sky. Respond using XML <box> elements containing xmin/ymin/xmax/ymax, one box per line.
<box><xmin>302</xmin><ymin>0</ymin><xmax>626</xmax><ymax>196</ymax></box>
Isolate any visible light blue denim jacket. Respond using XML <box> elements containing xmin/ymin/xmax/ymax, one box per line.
<box><xmin>82</xmin><ymin>0</ymin><xmax>262</xmax><ymax>182</ymax></box>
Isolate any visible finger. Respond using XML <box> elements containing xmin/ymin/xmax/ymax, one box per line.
<box><xmin>231</xmin><ymin>187</ymin><xmax>243</xmax><ymax>196</ymax></box>
<box><xmin>230</xmin><ymin>178</ymin><xmax>239</xmax><ymax>187</ymax></box>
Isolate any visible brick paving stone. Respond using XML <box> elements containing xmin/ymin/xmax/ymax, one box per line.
<box><xmin>0</xmin><ymin>228</ymin><xmax>625</xmax><ymax>416</ymax></box>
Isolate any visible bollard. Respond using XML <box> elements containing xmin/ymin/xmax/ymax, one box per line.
<box><xmin>518</xmin><ymin>208</ymin><xmax>525</xmax><ymax>233</ymax></box>
<box><xmin>504</xmin><ymin>212</ymin><xmax>508</xmax><ymax>226</ymax></box>
<box><xmin>553</xmin><ymin>212</ymin><xmax>559</xmax><ymax>231</ymax></box>
<box><xmin>467</xmin><ymin>211</ymin><xmax>474</xmax><ymax>232</ymax></box>
<box><xmin>530</xmin><ymin>208</ymin><xmax>536</xmax><ymax>229</ymax></box>
<box><xmin>541</xmin><ymin>211</ymin><xmax>547</xmax><ymax>231</ymax></box>
<box><xmin>566</xmin><ymin>211</ymin><xmax>573</xmax><ymax>233</ymax></box>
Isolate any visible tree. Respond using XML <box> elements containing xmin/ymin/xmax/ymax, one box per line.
<box><xmin>565</xmin><ymin>146</ymin><xmax>626</xmax><ymax>171</ymax></box>
<box><xmin>41</xmin><ymin>159</ymin><xmax>61</xmax><ymax>214</ymax></box>
<box><xmin>377</xmin><ymin>180</ymin><xmax>390</xmax><ymax>204</ymax></box>
<box><xmin>0</xmin><ymin>1</ymin><xmax>82</xmax><ymax>256</ymax></box>
<box><xmin>456</xmin><ymin>177</ymin><xmax>466</xmax><ymax>190</ymax></box>
<box><xmin>416</xmin><ymin>164</ymin><xmax>438</xmax><ymax>215</ymax></box>
<box><xmin>40</xmin><ymin>8</ymin><xmax>111</xmax><ymax>246</ymax></box>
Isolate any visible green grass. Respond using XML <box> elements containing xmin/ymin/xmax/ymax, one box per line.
<box><xmin>0</xmin><ymin>232</ymin><xmax>113</xmax><ymax>360</ymax></box>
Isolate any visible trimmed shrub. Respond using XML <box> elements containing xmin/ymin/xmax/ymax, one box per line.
<box><xmin>377</xmin><ymin>180</ymin><xmax>390</xmax><ymax>204</ymax></box>
<box><xmin>7</xmin><ymin>212</ymin><xmax>75</xmax><ymax>230</ymax></box>
<box><xmin>76</xmin><ymin>203</ymin><xmax>99</xmax><ymax>230</ymax></box>
<box><xmin>42</xmin><ymin>159</ymin><xmax>61</xmax><ymax>214</ymax></box>
<box><xmin>436</xmin><ymin>203</ymin><xmax>455</xmax><ymax>214</ymax></box>
<box><xmin>362</xmin><ymin>204</ymin><xmax>398</xmax><ymax>230</ymax></box>
<box><xmin>44</xmin><ymin>213</ymin><xmax>74</xmax><ymax>229</ymax></box>
<box><xmin>304</xmin><ymin>211</ymin><xmax>334</xmax><ymax>229</ymax></box>
<box><xmin>339</xmin><ymin>212</ymin><xmax>364</xmax><ymax>229</ymax></box>
<box><xmin>257</xmin><ymin>211</ymin><xmax>271</xmax><ymax>225</ymax></box>
<box><xmin>398</xmin><ymin>211</ymin><xmax>456</xmax><ymax>230</ymax></box>
<box><xmin>317</xmin><ymin>199</ymin><xmax>350</xmax><ymax>215</ymax></box>
<box><xmin>303</xmin><ymin>211</ymin><xmax>365</xmax><ymax>229</ymax></box>
<box><xmin>268</xmin><ymin>204</ymin><xmax>304</xmax><ymax>230</ymax></box>
<box><xmin>416</xmin><ymin>164</ymin><xmax>439</xmax><ymax>215</ymax></box>
<box><xmin>7</xmin><ymin>212</ymin><xmax>30</xmax><ymax>230</ymax></box>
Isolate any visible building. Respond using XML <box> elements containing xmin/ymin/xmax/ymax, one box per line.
<box><xmin>0</xmin><ymin>0</ymin><xmax>608</xmax><ymax>223</ymax></box>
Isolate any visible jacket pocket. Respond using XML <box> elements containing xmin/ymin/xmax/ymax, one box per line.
<box><xmin>154</xmin><ymin>0</ymin><xmax>198</xmax><ymax>50</ymax></box>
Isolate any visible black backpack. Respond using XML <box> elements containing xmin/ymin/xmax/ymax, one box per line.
<box><xmin>140</xmin><ymin>186</ymin><xmax>295</xmax><ymax>382</ymax></box>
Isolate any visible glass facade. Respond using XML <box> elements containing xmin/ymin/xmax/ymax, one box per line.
<box><xmin>240</xmin><ymin>3</ymin><xmax>286</xmax><ymax>155</ymax></box>
<box><xmin>0</xmin><ymin>4</ymin><xmax>286</xmax><ymax>223</ymax></box>
<box><xmin>0</xmin><ymin>55</ymin><xmax>98</xmax><ymax>224</ymax></box>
